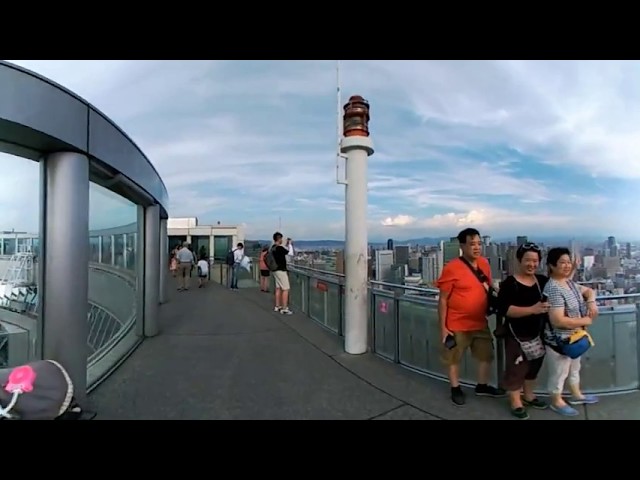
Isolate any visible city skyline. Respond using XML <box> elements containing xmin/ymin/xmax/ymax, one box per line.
<box><xmin>245</xmin><ymin>234</ymin><xmax>639</xmax><ymax>246</ymax></box>
<box><xmin>1</xmin><ymin>60</ymin><xmax>639</xmax><ymax>240</ymax></box>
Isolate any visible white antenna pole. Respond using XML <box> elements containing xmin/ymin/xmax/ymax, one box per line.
<box><xmin>337</xmin><ymin>59</ymin><xmax>343</xmax><ymax>146</ymax></box>
<box><xmin>336</xmin><ymin>60</ymin><xmax>348</xmax><ymax>185</ymax></box>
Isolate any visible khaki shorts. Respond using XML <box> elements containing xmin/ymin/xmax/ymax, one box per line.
<box><xmin>177</xmin><ymin>262</ymin><xmax>191</xmax><ymax>277</ymax></box>
<box><xmin>273</xmin><ymin>270</ymin><xmax>290</xmax><ymax>291</ymax></box>
<box><xmin>441</xmin><ymin>327</ymin><xmax>494</xmax><ymax>366</ymax></box>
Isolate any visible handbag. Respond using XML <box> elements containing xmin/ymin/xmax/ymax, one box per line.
<box><xmin>508</xmin><ymin>323</ymin><xmax>546</xmax><ymax>360</ymax></box>
<box><xmin>546</xmin><ymin>282</ymin><xmax>594</xmax><ymax>359</ymax></box>
<box><xmin>459</xmin><ymin>257</ymin><xmax>500</xmax><ymax>316</ymax></box>
<box><xmin>557</xmin><ymin>330</ymin><xmax>594</xmax><ymax>359</ymax></box>
<box><xmin>504</xmin><ymin>275</ymin><xmax>547</xmax><ymax>360</ymax></box>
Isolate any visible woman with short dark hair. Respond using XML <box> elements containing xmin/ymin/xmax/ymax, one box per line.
<box><xmin>497</xmin><ymin>243</ymin><xmax>550</xmax><ymax>419</ymax></box>
<box><xmin>543</xmin><ymin>247</ymin><xmax>598</xmax><ymax>416</ymax></box>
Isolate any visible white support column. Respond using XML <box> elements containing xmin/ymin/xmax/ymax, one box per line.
<box><xmin>341</xmin><ymin>136</ymin><xmax>374</xmax><ymax>354</ymax></box>
<box><xmin>159</xmin><ymin>218</ymin><xmax>168</xmax><ymax>304</ymax></box>
<box><xmin>41</xmin><ymin>152</ymin><xmax>90</xmax><ymax>405</ymax></box>
<box><xmin>144</xmin><ymin>205</ymin><xmax>160</xmax><ymax>336</ymax></box>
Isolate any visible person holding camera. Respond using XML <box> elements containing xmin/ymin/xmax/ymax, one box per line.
<box><xmin>436</xmin><ymin>228</ymin><xmax>506</xmax><ymax>406</ymax></box>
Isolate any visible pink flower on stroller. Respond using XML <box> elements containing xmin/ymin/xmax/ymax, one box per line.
<box><xmin>0</xmin><ymin>360</ymin><xmax>90</xmax><ymax>420</ymax></box>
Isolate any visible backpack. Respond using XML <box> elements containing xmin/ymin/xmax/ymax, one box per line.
<box><xmin>225</xmin><ymin>249</ymin><xmax>236</xmax><ymax>266</ymax></box>
<box><xmin>264</xmin><ymin>246</ymin><xmax>279</xmax><ymax>271</ymax></box>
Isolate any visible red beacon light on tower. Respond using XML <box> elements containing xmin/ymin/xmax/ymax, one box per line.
<box><xmin>342</xmin><ymin>95</ymin><xmax>370</xmax><ymax>137</ymax></box>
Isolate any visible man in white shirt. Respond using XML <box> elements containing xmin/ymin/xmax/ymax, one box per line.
<box><xmin>175</xmin><ymin>242</ymin><xmax>194</xmax><ymax>291</ymax></box>
<box><xmin>230</xmin><ymin>242</ymin><xmax>244</xmax><ymax>290</ymax></box>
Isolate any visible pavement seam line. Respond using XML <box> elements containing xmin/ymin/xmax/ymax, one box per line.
<box><xmin>367</xmin><ymin>403</ymin><xmax>408</xmax><ymax>421</ymax></box>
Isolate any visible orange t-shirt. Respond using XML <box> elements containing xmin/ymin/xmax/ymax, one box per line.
<box><xmin>436</xmin><ymin>256</ymin><xmax>492</xmax><ymax>332</ymax></box>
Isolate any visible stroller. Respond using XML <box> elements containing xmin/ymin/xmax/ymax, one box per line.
<box><xmin>0</xmin><ymin>360</ymin><xmax>91</xmax><ymax>420</ymax></box>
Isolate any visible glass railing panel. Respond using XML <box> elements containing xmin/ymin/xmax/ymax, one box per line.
<box><xmin>236</xmin><ymin>263</ymin><xmax>257</xmax><ymax>288</ymax></box>
<box><xmin>308</xmin><ymin>279</ymin><xmax>325</xmax><ymax>325</ymax></box>
<box><xmin>397</xmin><ymin>299</ymin><xmax>432</xmax><ymax>373</ymax></box>
<box><xmin>325</xmin><ymin>282</ymin><xmax>341</xmax><ymax>334</ymax></box>
<box><xmin>87</xmin><ymin>181</ymin><xmax>141</xmax><ymax>389</ymax></box>
<box><xmin>209</xmin><ymin>263</ymin><xmax>225</xmax><ymax>285</ymax></box>
<box><xmin>0</xmin><ymin>154</ymin><xmax>41</xmax><ymax>368</ymax></box>
<box><xmin>582</xmin><ymin>307</ymin><xmax>637</xmax><ymax>392</ymax></box>
<box><xmin>525</xmin><ymin>307</ymin><xmax>638</xmax><ymax>395</ymax></box>
<box><xmin>341</xmin><ymin>292</ymin><xmax>345</xmax><ymax>338</ymax></box>
<box><xmin>394</xmin><ymin>297</ymin><xmax>499</xmax><ymax>386</ymax></box>
<box><xmin>370</xmin><ymin>289</ymin><xmax>397</xmax><ymax>361</ymax></box>
<box><xmin>298</xmin><ymin>274</ymin><xmax>308</xmax><ymax>315</ymax></box>
<box><xmin>289</xmin><ymin>271</ymin><xmax>304</xmax><ymax>311</ymax></box>
<box><xmin>284</xmin><ymin>265</ymin><xmax>640</xmax><ymax>396</ymax></box>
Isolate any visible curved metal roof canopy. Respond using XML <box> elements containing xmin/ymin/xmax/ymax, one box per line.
<box><xmin>0</xmin><ymin>61</ymin><xmax>169</xmax><ymax>216</ymax></box>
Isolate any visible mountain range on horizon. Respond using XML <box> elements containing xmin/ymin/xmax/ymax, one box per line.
<box><xmin>246</xmin><ymin>235</ymin><xmax>630</xmax><ymax>248</ymax></box>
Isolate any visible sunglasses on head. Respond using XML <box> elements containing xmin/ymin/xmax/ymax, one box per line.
<box><xmin>519</xmin><ymin>242</ymin><xmax>541</xmax><ymax>252</ymax></box>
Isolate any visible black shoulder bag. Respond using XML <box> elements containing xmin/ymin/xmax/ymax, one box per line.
<box><xmin>458</xmin><ymin>257</ymin><xmax>500</xmax><ymax>316</ymax></box>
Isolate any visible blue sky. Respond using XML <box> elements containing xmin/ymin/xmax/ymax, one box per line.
<box><xmin>0</xmin><ymin>60</ymin><xmax>638</xmax><ymax>240</ymax></box>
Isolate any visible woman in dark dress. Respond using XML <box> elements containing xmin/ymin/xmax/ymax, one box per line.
<box><xmin>497</xmin><ymin>243</ymin><xmax>550</xmax><ymax>419</ymax></box>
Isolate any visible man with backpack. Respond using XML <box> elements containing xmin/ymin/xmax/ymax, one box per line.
<box><xmin>226</xmin><ymin>242</ymin><xmax>244</xmax><ymax>290</ymax></box>
<box><xmin>265</xmin><ymin>232</ymin><xmax>293</xmax><ymax>315</ymax></box>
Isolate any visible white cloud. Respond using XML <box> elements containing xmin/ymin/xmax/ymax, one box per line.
<box><xmin>1</xmin><ymin>60</ymin><xmax>638</xmax><ymax>241</ymax></box>
<box><xmin>381</xmin><ymin>215</ymin><xmax>416</xmax><ymax>227</ymax></box>
<box><xmin>367</xmin><ymin>60</ymin><xmax>640</xmax><ymax>179</ymax></box>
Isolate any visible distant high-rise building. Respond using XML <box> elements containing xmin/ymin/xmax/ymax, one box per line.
<box><xmin>505</xmin><ymin>245</ymin><xmax>519</xmax><ymax>276</ymax></box>
<box><xmin>386</xmin><ymin>238</ymin><xmax>394</xmax><ymax>251</ymax></box>
<box><xmin>517</xmin><ymin>236</ymin><xmax>528</xmax><ymax>247</ymax></box>
<box><xmin>485</xmin><ymin>245</ymin><xmax>502</xmax><ymax>281</ymax></box>
<box><xmin>375</xmin><ymin>250</ymin><xmax>394</xmax><ymax>283</ymax></box>
<box><xmin>394</xmin><ymin>245</ymin><xmax>409</xmax><ymax>265</ymax></box>
<box><xmin>441</xmin><ymin>239</ymin><xmax>461</xmax><ymax>265</ymax></box>
<box><xmin>603</xmin><ymin>256</ymin><xmax>621</xmax><ymax>277</ymax></box>
<box><xmin>408</xmin><ymin>257</ymin><xmax>419</xmax><ymax>274</ymax></box>
<box><xmin>421</xmin><ymin>254</ymin><xmax>442</xmax><ymax>285</ymax></box>
<box><xmin>570</xmin><ymin>240</ymin><xmax>581</xmax><ymax>263</ymax></box>
<box><xmin>482</xmin><ymin>235</ymin><xmax>491</xmax><ymax>246</ymax></box>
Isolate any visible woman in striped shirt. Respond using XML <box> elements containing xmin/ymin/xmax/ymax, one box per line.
<box><xmin>543</xmin><ymin>247</ymin><xmax>599</xmax><ymax>417</ymax></box>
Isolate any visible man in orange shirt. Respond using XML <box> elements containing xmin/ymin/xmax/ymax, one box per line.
<box><xmin>436</xmin><ymin>228</ymin><xmax>506</xmax><ymax>406</ymax></box>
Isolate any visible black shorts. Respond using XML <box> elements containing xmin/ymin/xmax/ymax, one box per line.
<box><xmin>260</xmin><ymin>270</ymin><xmax>270</xmax><ymax>277</ymax></box>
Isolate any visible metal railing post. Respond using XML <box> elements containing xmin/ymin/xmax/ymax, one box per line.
<box><xmin>394</xmin><ymin>294</ymin><xmax>400</xmax><ymax>364</ymax></box>
<box><xmin>369</xmin><ymin>288</ymin><xmax>376</xmax><ymax>352</ymax></box>
<box><xmin>636</xmin><ymin>303</ymin><xmax>640</xmax><ymax>390</ymax></box>
<box><xmin>495</xmin><ymin>313</ymin><xmax>505</xmax><ymax>388</ymax></box>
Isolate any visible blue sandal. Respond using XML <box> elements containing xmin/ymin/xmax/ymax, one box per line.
<box><xmin>550</xmin><ymin>404</ymin><xmax>580</xmax><ymax>416</ymax></box>
<box><xmin>569</xmin><ymin>394</ymin><xmax>599</xmax><ymax>405</ymax></box>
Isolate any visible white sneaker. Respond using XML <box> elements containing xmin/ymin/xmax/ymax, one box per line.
<box><xmin>280</xmin><ymin>308</ymin><xmax>293</xmax><ymax>315</ymax></box>
<box><xmin>274</xmin><ymin>306</ymin><xmax>281</xmax><ymax>312</ymax></box>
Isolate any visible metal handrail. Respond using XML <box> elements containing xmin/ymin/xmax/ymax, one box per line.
<box><xmin>289</xmin><ymin>263</ymin><xmax>346</xmax><ymax>278</ymax></box>
<box><xmin>596</xmin><ymin>293</ymin><xmax>640</xmax><ymax>301</ymax></box>
<box><xmin>291</xmin><ymin>265</ymin><xmax>640</xmax><ymax>302</ymax></box>
<box><xmin>369</xmin><ymin>280</ymin><xmax>439</xmax><ymax>294</ymax></box>
<box><xmin>288</xmin><ymin>266</ymin><xmax>640</xmax><ymax>394</ymax></box>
